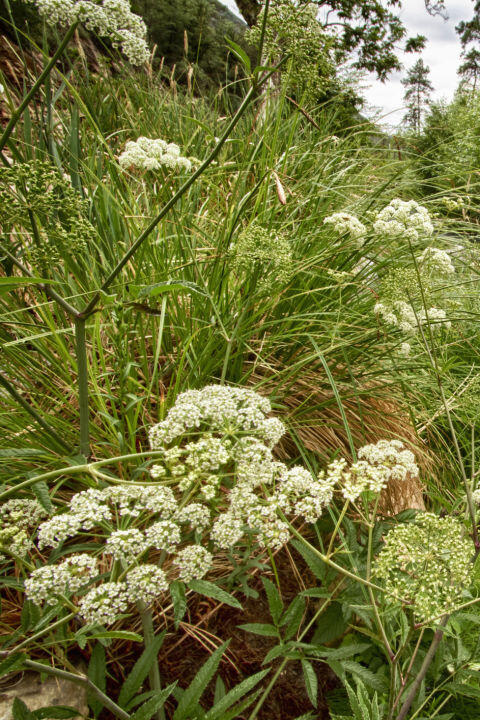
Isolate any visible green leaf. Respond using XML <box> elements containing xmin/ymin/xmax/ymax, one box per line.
<box><xmin>32</xmin><ymin>707</ymin><xmax>80</xmax><ymax>719</ymax></box>
<box><xmin>87</xmin><ymin>643</ymin><xmax>106</xmax><ymax>718</ymax></box>
<box><xmin>172</xmin><ymin>642</ymin><xmax>228</xmax><ymax>720</ymax></box>
<box><xmin>204</xmin><ymin>670</ymin><xmax>269</xmax><ymax>719</ymax></box>
<box><xmin>281</xmin><ymin>596</ymin><xmax>306</xmax><ymax>640</ymax></box>
<box><xmin>262</xmin><ymin>577</ymin><xmax>283</xmax><ymax>625</ymax></box>
<box><xmin>225</xmin><ymin>38</ymin><xmax>251</xmax><ymax>74</ymax></box>
<box><xmin>170</xmin><ymin>581</ymin><xmax>187</xmax><ymax>629</ymax></box>
<box><xmin>31</xmin><ymin>481</ymin><xmax>53</xmax><ymax>513</ymax></box>
<box><xmin>238</xmin><ymin>623</ymin><xmax>279</xmax><ymax>638</ymax></box>
<box><xmin>340</xmin><ymin>661</ymin><xmax>386</xmax><ymax>692</ymax></box>
<box><xmin>443</xmin><ymin>682</ymin><xmax>480</xmax><ymax>699</ymax></box>
<box><xmin>188</xmin><ymin>579</ymin><xmax>242</xmax><ymax>610</ymax></box>
<box><xmin>0</xmin><ymin>277</ymin><xmax>58</xmax><ymax>296</ymax></box>
<box><xmin>135</xmin><ymin>281</ymin><xmax>207</xmax><ymax>300</ymax></box>
<box><xmin>118</xmin><ymin>632</ymin><xmax>166</xmax><ymax>708</ymax></box>
<box><xmin>12</xmin><ymin>699</ymin><xmax>34</xmax><ymax>720</ymax></box>
<box><xmin>312</xmin><ymin>602</ymin><xmax>348</xmax><ymax>645</ymax></box>
<box><xmin>88</xmin><ymin>630</ymin><xmax>143</xmax><ymax>643</ymax></box>
<box><xmin>291</xmin><ymin>539</ymin><xmax>326</xmax><ymax>582</ymax></box>
<box><xmin>302</xmin><ymin>660</ymin><xmax>318</xmax><ymax>708</ymax></box>
<box><xmin>131</xmin><ymin>684</ymin><xmax>177</xmax><ymax>720</ymax></box>
<box><xmin>0</xmin><ymin>653</ymin><xmax>26</xmax><ymax>680</ymax></box>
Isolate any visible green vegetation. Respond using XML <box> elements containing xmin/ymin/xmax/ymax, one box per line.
<box><xmin>3</xmin><ymin>1</ymin><xmax>480</xmax><ymax>719</ymax></box>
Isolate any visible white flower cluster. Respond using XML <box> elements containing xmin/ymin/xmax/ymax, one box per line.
<box><xmin>0</xmin><ymin>498</ymin><xmax>48</xmax><ymax>560</ymax></box>
<box><xmin>118</xmin><ymin>137</ymin><xmax>194</xmax><ymax>172</ymax></box>
<box><xmin>323</xmin><ymin>212</ymin><xmax>366</xmax><ymax>242</ymax></box>
<box><xmin>38</xmin><ymin>484</ymin><xmax>177</xmax><ymax>548</ymax></box>
<box><xmin>25</xmin><ymin>554</ymin><xmax>98</xmax><ymax>606</ymax></box>
<box><xmin>374</xmin><ymin>513</ymin><xmax>472</xmax><ymax>620</ymax></box>
<box><xmin>374</xmin><ymin>301</ymin><xmax>451</xmax><ymax>334</ymax></box>
<box><xmin>418</xmin><ymin>247</ymin><xmax>455</xmax><ymax>275</ymax></box>
<box><xmin>373</xmin><ymin>199</ymin><xmax>434</xmax><ymax>241</ymax></box>
<box><xmin>174</xmin><ymin>545</ymin><xmax>213</xmax><ymax>582</ymax></box>
<box><xmin>24</xmin><ymin>0</ymin><xmax>149</xmax><ymax>65</ymax></box>
<box><xmin>148</xmin><ymin>386</ymin><xmax>286</xmax><ymax>501</ymax></box>
<box><xmin>334</xmin><ymin>439</ymin><xmax>419</xmax><ymax>502</ymax></box>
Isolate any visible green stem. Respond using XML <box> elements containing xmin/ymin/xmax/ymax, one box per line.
<box><xmin>74</xmin><ymin>316</ymin><xmax>90</xmax><ymax>457</ymax></box>
<box><xmin>24</xmin><ymin>659</ymin><xmax>130</xmax><ymax>720</ymax></box>
<box><xmin>0</xmin><ymin>23</ymin><xmax>78</xmax><ymax>153</ymax></box>
<box><xmin>0</xmin><ymin>449</ymin><xmax>170</xmax><ymax>502</ymax></box>
<box><xmin>137</xmin><ymin>601</ymin><xmax>165</xmax><ymax>720</ymax></box>
<box><xmin>80</xmin><ymin>60</ymin><xmax>287</xmax><ymax>319</ymax></box>
<box><xmin>395</xmin><ymin>616</ymin><xmax>448</xmax><ymax>720</ymax></box>
<box><xmin>366</xmin><ymin>496</ymin><xmax>394</xmax><ymax>660</ymax></box>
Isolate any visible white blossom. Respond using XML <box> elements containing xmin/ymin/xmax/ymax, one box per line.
<box><xmin>125</xmin><ymin>564</ymin><xmax>168</xmax><ymax>604</ymax></box>
<box><xmin>78</xmin><ymin>582</ymin><xmax>129</xmax><ymax>625</ymax></box>
<box><xmin>25</xmin><ymin>0</ymin><xmax>149</xmax><ymax>65</ymax></box>
<box><xmin>174</xmin><ymin>545</ymin><xmax>213</xmax><ymax>581</ymax></box>
<box><xmin>373</xmin><ymin>199</ymin><xmax>434</xmax><ymax>240</ymax></box>
<box><xmin>118</xmin><ymin>137</ymin><xmax>193</xmax><ymax>172</ymax></box>
<box><xmin>323</xmin><ymin>212</ymin><xmax>366</xmax><ymax>241</ymax></box>
<box><xmin>105</xmin><ymin>528</ymin><xmax>147</xmax><ymax>562</ymax></box>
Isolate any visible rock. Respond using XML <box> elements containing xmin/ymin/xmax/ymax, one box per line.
<box><xmin>0</xmin><ymin>669</ymin><xmax>88</xmax><ymax>720</ymax></box>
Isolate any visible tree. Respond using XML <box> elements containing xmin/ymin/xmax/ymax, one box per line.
<box><xmin>234</xmin><ymin>0</ymin><xmax>447</xmax><ymax>81</ymax></box>
<box><xmin>402</xmin><ymin>58</ymin><xmax>433</xmax><ymax>133</ymax></box>
<box><xmin>458</xmin><ymin>48</ymin><xmax>480</xmax><ymax>91</ymax></box>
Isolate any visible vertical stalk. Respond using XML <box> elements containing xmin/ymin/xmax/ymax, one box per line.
<box><xmin>74</xmin><ymin>316</ymin><xmax>90</xmax><ymax>458</ymax></box>
<box><xmin>138</xmin><ymin>601</ymin><xmax>165</xmax><ymax>720</ymax></box>
<box><xmin>0</xmin><ymin>23</ymin><xmax>78</xmax><ymax>152</ymax></box>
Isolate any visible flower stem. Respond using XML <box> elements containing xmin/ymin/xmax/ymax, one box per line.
<box><xmin>74</xmin><ymin>316</ymin><xmax>90</xmax><ymax>458</ymax></box>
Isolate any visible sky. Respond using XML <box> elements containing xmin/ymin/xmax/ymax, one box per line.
<box><xmin>219</xmin><ymin>0</ymin><xmax>473</xmax><ymax>125</ymax></box>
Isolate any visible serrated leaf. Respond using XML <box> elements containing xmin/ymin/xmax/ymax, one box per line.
<box><xmin>0</xmin><ymin>652</ymin><xmax>26</xmax><ymax>678</ymax></box>
<box><xmin>262</xmin><ymin>577</ymin><xmax>283</xmax><ymax>625</ymax></box>
<box><xmin>291</xmin><ymin>539</ymin><xmax>326</xmax><ymax>581</ymax></box>
<box><xmin>118</xmin><ymin>632</ymin><xmax>166</xmax><ymax>708</ymax></box>
<box><xmin>204</xmin><ymin>669</ymin><xmax>269</xmax><ymax>719</ymax></box>
<box><xmin>238</xmin><ymin>623</ymin><xmax>279</xmax><ymax>638</ymax></box>
<box><xmin>188</xmin><ymin>579</ymin><xmax>242</xmax><ymax>610</ymax></box>
<box><xmin>170</xmin><ymin>581</ymin><xmax>187</xmax><ymax>629</ymax></box>
<box><xmin>172</xmin><ymin>642</ymin><xmax>228</xmax><ymax>720</ymax></box>
<box><xmin>32</xmin><ymin>707</ymin><xmax>80</xmax><ymax>719</ymax></box>
<box><xmin>312</xmin><ymin>602</ymin><xmax>348</xmax><ymax>645</ymax></box>
<box><xmin>282</xmin><ymin>596</ymin><xmax>306</xmax><ymax>640</ymax></box>
<box><xmin>340</xmin><ymin>661</ymin><xmax>386</xmax><ymax>692</ymax></box>
<box><xmin>130</xmin><ymin>684</ymin><xmax>177</xmax><ymax>720</ymax></box>
<box><xmin>302</xmin><ymin>660</ymin><xmax>318</xmax><ymax>708</ymax></box>
<box><xmin>31</xmin><ymin>481</ymin><xmax>53</xmax><ymax>513</ymax></box>
<box><xmin>87</xmin><ymin>643</ymin><xmax>106</xmax><ymax>718</ymax></box>
<box><xmin>12</xmin><ymin>698</ymin><xmax>33</xmax><ymax>720</ymax></box>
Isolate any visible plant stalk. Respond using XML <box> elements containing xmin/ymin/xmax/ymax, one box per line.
<box><xmin>0</xmin><ymin>23</ymin><xmax>78</xmax><ymax>152</ymax></box>
<box><xmin>395</xmin><ymin>616</ymin><xmax>448</xmax><ymax>720</ymax></box>
<box><xmin>24</xmin><ymin>659</ymin><xmax>130</xmax><ymax>720</ymax></box>
<box><xmin>74</xmin><ymin>316</ymin><xmax>90</xmax><ymax>457</ymax></box>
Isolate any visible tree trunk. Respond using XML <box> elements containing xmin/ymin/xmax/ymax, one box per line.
<box><xmin>235</xmin><ymin>0</ymin><xmax>261</xmax><ymax>26</ymax></box>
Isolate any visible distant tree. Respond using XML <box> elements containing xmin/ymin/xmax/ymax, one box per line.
<box><xmin>457</xmin><ymin>1</ymin><xmax>480</xmax><ymax>47</ymax></box>
<box><xmin>458</xmin><ymin>48</ymin><xmax>480</xmax><ymax>91</ymax></box>
<box><xmin>402</xmin><ymin>58</ymin><xmax>433</xmax><ymax>133</ymax></box>
<box><xmin>234</xmin><ymin>0</ymin><xmax>447</xmax><ymax>81</ymax></box>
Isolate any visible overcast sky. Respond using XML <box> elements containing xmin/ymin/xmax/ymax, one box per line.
<box><xmin>220</xmin><ymin>0</ymin><xmax>473</xmax><ymax>125</ymax></box>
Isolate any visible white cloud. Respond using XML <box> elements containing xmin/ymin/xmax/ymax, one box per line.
<box><xmin>219</xmin><ymin>1</ymin><xmax>473</xmax><ymax>125</ymax></box>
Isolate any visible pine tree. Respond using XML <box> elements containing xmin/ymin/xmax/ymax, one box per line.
<box><xmin>458</xmin><ymin>48</ymin><xmax>480</xmax><ymax>91</ymax></box>
<box><xmin>402</xmin><ymin>58</ymin><xmax>433</xmax><ymax>133</ymax></box>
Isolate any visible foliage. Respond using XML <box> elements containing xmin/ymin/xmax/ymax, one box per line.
<box><xmin>3</xmin><ymin>3</ymin><xmax>480</xmax><ymax>719</ymax></box>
